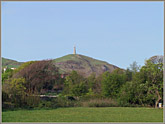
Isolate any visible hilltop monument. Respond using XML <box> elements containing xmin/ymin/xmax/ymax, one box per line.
<box><xmin>74</xmin><ymin>46</ymin><xmax>76</xmax><ymax>54</ymax></box>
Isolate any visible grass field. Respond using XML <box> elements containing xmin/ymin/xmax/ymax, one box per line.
<box><xmin>2</xmin><ymin>107</ymin><xmax>163</xmax><ymax>122</ymax></box>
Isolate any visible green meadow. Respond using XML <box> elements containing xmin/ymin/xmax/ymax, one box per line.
<box><xmin>3</xmin><ymin>107</ymin><xmax>163</xmax><ymax>122</ymax></box>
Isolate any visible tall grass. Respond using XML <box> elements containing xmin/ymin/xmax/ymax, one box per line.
<box><xmin>81</xmin><ymin>98</ymin><xmax>118</xmax><ymax>107</ymax></box>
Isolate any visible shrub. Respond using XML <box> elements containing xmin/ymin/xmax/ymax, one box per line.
<box><xmin>2</xmin><ymin>102</ymin><xmax>15</xmax><ymax>111</ymax></box>
<box><xmin>38</xmin><ymin>96</ymin><xmax>78</xmax><ymax>109</ymax></box>
<box><xmin>81</xmin><ymin>98</ymin><xmax>118</xmax><ymax>107</ymax></box>
<box><xmin>38</xmin><ymin>101</ymin><xmax>52</xmax><ymax>109</ymax></box>
<box><xmin>24</xmin><ymin>95</ymin><xmax>40</xmax><ymax>109</ymax></box>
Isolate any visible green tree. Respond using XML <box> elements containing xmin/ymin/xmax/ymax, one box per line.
<box><xmin>71</xmin><ymin>82</ymin><xmax>88</xmax><ymax>97</ymax></box>
<box><xmin>118</xmin><ymin>81</ymin><xmax>136</xmax><ymax>106</ymax></box>
<box><xmin>14</xmin><ymin>61</ymin><xmax>35</xmax><ymax>73</ymax></box>
<box><xmin>3</xmin><ymin>78</ymin><xmax>27</xmax><ymax>107</ymax></box>
<box><xmin>118</xmin><ymin>80</ymin><xmax>148</xmax><ymax>106</ymax></box>
<box><xmin>2</xmin><ymin>68</ymin><xmax>14</xmax><ymax>83</ymax></box>
<box><xmin>93</xmin><ymin>74</ymin><xmax>102</xmax><ymax>95</ymax></box>
<box><xmin>129</xmin><ymin>61</ymin><xmax>140</xmax><ymax>73</ymax></box>
<box><xmin>125</xmin><ymin>68</ymin><xmax>133</xmax><ymax>81</ymax></box>
<box><xmin>140</xmin><ymin>60</ymin><xmax>163</xmax><ymax>108</ymax></box>
<box><xmin>87</xmin><ymin>73</ymin><xmax>96</xmax><ymax>93</ymax></box>
<box><xmin>101</xmin><ymin>70</ymin><xmax>126</xmax><ymax>98</ymax></box>
<box><xmin>63</xmin><ymin>71</ymin><xmax>86</xmax><ymax>96</ymax></box>
<box><xmin>119</xmin><ymin>59</ymin><xmax>163</xmax><ymax>108</ymax></box>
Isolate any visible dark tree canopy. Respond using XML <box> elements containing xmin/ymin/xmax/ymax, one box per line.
<box><xmin>13</xmin><ymin>60</ymin><xmax>60</xmax><ymax>94</ymax></box>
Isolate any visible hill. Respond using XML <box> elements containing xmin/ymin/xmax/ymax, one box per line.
<box><xmin>53</xmin><ymin>54</ymin><xmax>120</xmax><ymax>77</ymax></box>
<box><xmin>3</xmin><ymin>55</ymin><xmax>162</xmax><ymax>77</ymax></box>
<box><xmin>2</xmin><ymin>57</ymin><xmax>23</xmax><ymax>68</ymax></box>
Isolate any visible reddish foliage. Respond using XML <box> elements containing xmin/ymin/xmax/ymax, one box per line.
<box><xmin>14</xmin><ymin>60</ymin><xmax>60</xmax><ymax>93</ymax></box>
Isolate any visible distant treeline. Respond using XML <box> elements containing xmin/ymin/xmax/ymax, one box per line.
<box><xmin>2</xmin><ymin>58</ymin><xmax>163</xmax><ymax>110</ymax></box>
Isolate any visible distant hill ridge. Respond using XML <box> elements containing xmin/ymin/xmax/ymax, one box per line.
<box><xmin>2</xmin><ymin>57</ymin><xmax>23</xmax><ymax>68</ymax></box>
<box><xmin>2</xmin><ymin>54</ymin><xmax>120</xmax><ymax>77</ymax></box>
<box><xmin>2</xmin><ymin>55</ymin><xmax>162</xmax><ymax>77</ymax></box>
<box><xmin>52</xmin><ymin>54</ymin><xmax>120</xmax><ymax>77</ymax></box>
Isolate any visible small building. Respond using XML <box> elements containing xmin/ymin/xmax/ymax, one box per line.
<box><xmin>3</xmin><ymin>67</ymin><xmax>16</xmax><ymax>73</ymax></box>
<box><xmin>3</xmin><ymin>67</ymin><xmax>7</xmax><ymax>72</ymax></box>
<box><xmin>11</xmin><ymin>68</ymin><xmax>16</xmax><ymax>70</ymax></box>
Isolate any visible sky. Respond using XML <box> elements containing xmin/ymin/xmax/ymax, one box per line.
<box><xmin>1</xmin><ymin>2</ymin><xmax>164</xmax><ymax>69</ymax></box>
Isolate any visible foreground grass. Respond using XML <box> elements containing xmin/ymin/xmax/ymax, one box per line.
<box><xmin>2</xmin><ymin>107</ymin><xmax>163</xmax><ymax>122</ymax></box>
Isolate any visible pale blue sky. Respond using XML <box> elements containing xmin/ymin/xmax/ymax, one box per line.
<box><xmin>2</xmin><ymin>2</ymin><xmax>164</xmax><ymax>69</ymax></box>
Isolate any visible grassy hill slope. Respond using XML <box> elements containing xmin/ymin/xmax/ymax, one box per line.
<box><xmin>2</xmin><ymin>54</ymin><xmax>121</xmax><ymax>77</ymax></box>
<box><xmin>2</xmin><ymin>57</ymin><xmax>23</xmax><ymax>68</ymax></box>
<box><xmin>53</xmin><ymin>54</ymin><xmax>120</xmax><ymax>77</ymax></box>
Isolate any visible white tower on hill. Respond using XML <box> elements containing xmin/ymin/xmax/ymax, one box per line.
<box><xmin>74</xmin><ymin>46</ymin><xmax>76</xmax><ymax>54</ymax></box>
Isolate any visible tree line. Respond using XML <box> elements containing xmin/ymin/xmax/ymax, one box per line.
<box><xmin>2</xmin><ymin>58</ymin><xmax>163</xmax><ymax>110</ymax></box>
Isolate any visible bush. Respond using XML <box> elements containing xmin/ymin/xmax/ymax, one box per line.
<box><xmin>81</xmin><ymin>98</ymin><xmax>118</xmax><ymax>107</ymax></box>
<box><xmin>2</xmin><ymin>102</ymin><xmax>15</xmax><ymax>111</ymax></box>
<box><xmin>38</xmin><ymin>101</ymin><xmax>52</xmax><ymax>108</ymax></box>
<box><xmin>2</xmin><ymin>78</ymin><xmax>27</xmax><ymax>108</ymax></box>
<box><xmin>24</xmin><ymin>95</ymin><xmax>40</xmax><ymax>109</ymax></box>
<box><xmin>38</xmin><ymin>96</ymin><xmax>79</xmax><ymax>109</ymax></box>
<box><xmin>2</xmin><ymin>91</ymin><xmax>9</xmax><ymax>102</ymax></box>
